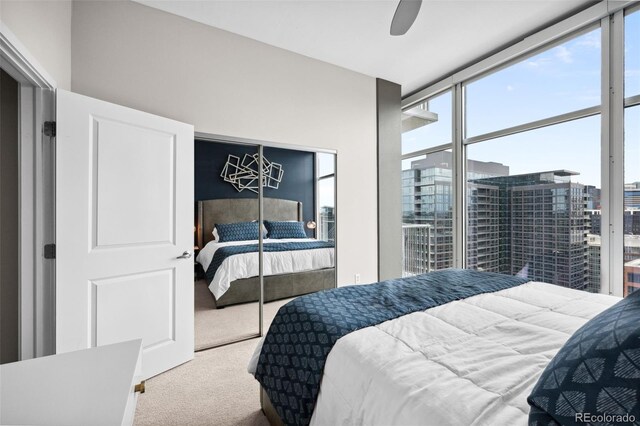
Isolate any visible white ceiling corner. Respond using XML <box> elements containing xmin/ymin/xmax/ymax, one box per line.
<box><xmin>134</xmin><ymin>0</ymin><xmax>593</xmax><ymax>96</ymax></box>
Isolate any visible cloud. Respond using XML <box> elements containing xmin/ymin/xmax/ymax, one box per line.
<box><xmin>524</xmin><ymin>57</ymin><xmax>551</xmax><ymax>69</ymax></box>
<box><xmin>554</xmin><ymin>46</ymin><xmax>573</xmax><ymax>64</ymax></box>
<box><xmin>576</xmin><ymin>33</ymin><xmax>601</xmax><ymax>49</ymax></box>
<box><xmin>625</xmin><ymin>69</ymin><xmax>640</xmax><ymax>77</ymax></box>
<box><xmin>506</xmin><ymin>85</ymin><xmax>514</xmax><ymax>92</ymax></box>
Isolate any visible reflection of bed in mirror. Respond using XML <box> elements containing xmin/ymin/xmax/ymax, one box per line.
<box><xmin>196</xmin><ymin>198</ymin><xmax>335</xmax><ymax>308</ymax></box>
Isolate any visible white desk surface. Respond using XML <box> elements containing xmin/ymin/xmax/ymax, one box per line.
<box><xmin>0</xmin><ymin>339</ymin><xmax>142</xmax><ymax>426</ymax></box>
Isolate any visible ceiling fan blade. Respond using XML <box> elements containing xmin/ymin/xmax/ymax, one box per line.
<box><xmin>390</xmin><ymin>0</ymin><xmax>422</xmax><ymax>36</ymax></box>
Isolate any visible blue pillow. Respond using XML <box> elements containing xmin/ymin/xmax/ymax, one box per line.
<box><xmin>527</xmin><ymin>290</ymin><xmax>640</xmax><ymax>426</ymax></box>
<box><xmin>264</xmin><ymin>220</ymin><xmax>307</xmax><ymax>239</ymax></box>
<box><xmin>215</xmin><ymin>221</ymin><xmax>262</xmax><ymax>243</ymax></box>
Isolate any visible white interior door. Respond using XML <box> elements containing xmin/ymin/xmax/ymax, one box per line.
<box><xmin>55</xmin><ymin>89</ymin><xmax>194</xmax><ymax>379</ymax></box>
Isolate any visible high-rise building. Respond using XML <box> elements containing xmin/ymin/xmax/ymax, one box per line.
<box><xmin>319</xmin><ymin>206</ymin><xmax>335</xmax><ymax>242</ymax></box>
<box><xmin>467</xmin><ymin>182</ymin><xmax>502</xmax><ymax>272</ymax></box>
<box><xmin>402</xmin><ymin>224</ymin><xmax>434</xmax><ymax>276</ymax></box>
<box><xmin>624</xmin><ymin>259</ymin><xmax>640</xmax><ymax>297</ymax></box>
<box><xmin>402</xmin><ymin>151</ymin><xmax>508</xmax><ymax>273</ymax></box>
<box><xmin>623</xmin><ymin>235</ymin><xmax>640</xmax><ymax>263</ymax></box>
<box><xmin>585</xmin><ymin>208</ymin><xmax>640</xmax><ymax>236</ymax></box>
<box><xmin>586</xmin><ymin>234</ymin><xmax>640</xmax><ymax>295</ymax></box>
<box><xmin>471</xmin><ymin>170</ymin><xmax>588</xmax><ymax>290</ymax></box>
<box><xmin>586</xmin><ymin>210</ymin><xmax>602</xmax><ymax>235</ymax></box>
<box><xmin>624</xmin><ymin>182</ymin><xmax>640</xmax><ymax>209</ymax></box>
<box><xmin>625</xmin><ymin>209</ymin><xmax>640</xmax><ymax>235</ymax></box>
<box><xmin>587</xmin><ymin>234</ymin><xmax>602</xmax><ymax>293</ymax></box>
<box><xmin>584</xmin><ymin>185</ymin><xmax>601</xmax><ymax>210</ymax></box>
<box><xmin>403</xmin><ymin>159</ymin><xmax>591</xmax><ymax>291</ymax></box>
<box><xmin>402</xmin><ymin>152</ymin><xmax>454</xmax><ymax>270</ymax></box>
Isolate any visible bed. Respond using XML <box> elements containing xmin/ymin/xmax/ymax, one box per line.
<box><xmin>249</xmin><ymin>269</ymin><xmax>640</xmax><ymax>426</ymax></box>
<box><xmin>195</xmin><ymin>198</ymin><xmax>335</xmax><ymax>308</ymax></box>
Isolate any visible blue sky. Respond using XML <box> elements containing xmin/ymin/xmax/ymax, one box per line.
<box><xmin>317</xmin><ymin>153</ymin><xmax>335</xmax><ymax>208</ymax></box>
<box><xmin>403</xmin><ymin>11</ymin><xmax>640</xmax><ymax>189</ymax></box>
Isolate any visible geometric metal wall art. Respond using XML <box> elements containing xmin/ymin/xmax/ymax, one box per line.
<box><xmin>221</xmin><ymin>153</ymin><xmax>284</xmax><ymax>194</ymax></box>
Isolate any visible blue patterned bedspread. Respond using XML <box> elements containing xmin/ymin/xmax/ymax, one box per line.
<box><xmin>255</xmin><ymin>268</ymin><xmax>529</xmax><ymax>425</ymax></box>
<box><xmin>205</xmin><ymin>241</ymin><xmax>334</xmax><ymax>284</ymax></box>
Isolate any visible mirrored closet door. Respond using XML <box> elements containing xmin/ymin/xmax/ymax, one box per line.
<box><xmin>194</xmin><ymin>140</ymin><xmax>260</xmax><ymax>349</ymax></box>
<box><xmin>194</xmin><ymin>137</ymin><xmax>337</xmax><ymax>350</ymax></box>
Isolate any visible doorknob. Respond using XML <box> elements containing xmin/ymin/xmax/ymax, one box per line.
<box><xmin>176</xmin><ymin>251</ymin><xmax>192</xmax><ymax>259</ymax></box>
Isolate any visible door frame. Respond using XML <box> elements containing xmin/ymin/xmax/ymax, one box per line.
<box><xmin>0</xmin><ymin>21</ymin><xmax>56</xmax><ymax>359</ymax></box>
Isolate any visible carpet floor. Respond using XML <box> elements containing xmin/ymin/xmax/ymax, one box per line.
<box><xmin>194</xmin><ymin>279</ymin><xmax>290</xmax><ymax>349</ymax></box>
<box><xmin>133</xmin><ymin>338</ymin><xmax>270</xmax><ymax>426</ymax></box>
<box><xmin>134</xmin><ymin>281</ymin><xmax>290</xmax><ymax>425</ymax></box>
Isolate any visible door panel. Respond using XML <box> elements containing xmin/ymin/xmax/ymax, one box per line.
<box><xmin>93</xmin><ymin>117</ymin><xmax>175</xmax><ymax>247</ymax></box>
<box><xmin>56</xmin><ymin>89</ymin><xmax>193</xmax><ymax>379</ymax></box>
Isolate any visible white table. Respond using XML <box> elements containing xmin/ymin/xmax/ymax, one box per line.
<box><xmin>0</xmin><ymin>339</ymin><xmax>143</xmax><ymax>426</ymax></box>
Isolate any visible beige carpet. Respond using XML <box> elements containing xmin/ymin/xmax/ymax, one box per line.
<box><xmin>133</xmin><ymin>339</ymin><xmax>269</xmax><ymax>426</ymax></box>
<box><xmin>195</xmin><ymin>279</ymin><xmax>291</xmax><ymax>349</ymax></box>
<box><xmin>133</xmin><ymin>282</ymin><xmax>291</xmax><ymax>425</ymax></box>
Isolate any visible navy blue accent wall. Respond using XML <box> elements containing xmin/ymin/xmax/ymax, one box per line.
<box><xmin>195</xmin><ymin>140</ymin><xmax>316</xmax><ymax>236</ymax></box>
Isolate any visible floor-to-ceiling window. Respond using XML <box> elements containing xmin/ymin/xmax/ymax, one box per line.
<box><xmin>401</xmin><ymin>91</ymin><xmax>453</xmax><ymax>276</ymax></box>
<box><xmin>400</xmin><ymin>2</ymin><xmax>638</xmax><ymax>297</ymax></box>
<box><xmin>623</xmin><ymin>8</ymin><xmax>640</xmax><ymax>296</ymax></box>
<box><xmin>465</xmin><ymin>27</ymin><xmax>602</xmax><ymax>292</ymax></box>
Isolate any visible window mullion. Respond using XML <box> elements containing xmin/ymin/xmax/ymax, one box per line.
<box><xmin>611</xmin><ymin>10</ymin><xmax>626</xmax><ymax>297</ymax></box>
<box><xmin>601</xmin><ymin>14</ymin><xmax>611</xmax><ymax>295</ymax></box>
<box><xmin>453</xmin><ymin>83</ymin><xmax>465</xmax><ymax>268</ymax></box>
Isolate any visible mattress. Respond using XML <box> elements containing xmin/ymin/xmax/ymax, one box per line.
<box><xmin>249</xmin><ymin>281</ymin><xmax>620</xmax><ymax>425</ymax></box>
<box><xmin>196</xmin><ymin>238</ymin><xmax>334</xmax><ymax>299</ymax></box>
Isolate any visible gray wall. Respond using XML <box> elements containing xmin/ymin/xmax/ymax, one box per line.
<box><xmin>0</xmin><ymin>0</ymin><xmax>72</xmax><ymax>89</ymax></box>
<box><xmin>1</xmin><ymin>69</ymin><xmax>20</xmax><ymax>363</ymax></box>
<box><xmin>71</xmin><ymin>1</ymin><xmax>378</xmax><ymax>286</ymax></box>
<box><xmin>377</xmin><ymin>79</ymin><xmax>403</xmax><ymax>280</ymax></box>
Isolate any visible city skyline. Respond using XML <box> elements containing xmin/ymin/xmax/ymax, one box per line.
<box><xmin>402</xmin><ymin>152</ymin><xmax>640</xmax><ymax>295</ymax></box>
<box><xmin>401</xmin><ymin>11</ymin><xmax>639</xmax><ymax>295</ymax></box>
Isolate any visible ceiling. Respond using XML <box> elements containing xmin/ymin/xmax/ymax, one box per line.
<box><xmin>135</xmin><ymin>0</ymin><xmax>593</xmax><ymax>96</ymax></box>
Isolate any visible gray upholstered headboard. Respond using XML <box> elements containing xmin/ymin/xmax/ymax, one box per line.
<box><xmin>197</xmin><ymin>198</ymin><xmax>302</xmax><ymax>247</ymax></box>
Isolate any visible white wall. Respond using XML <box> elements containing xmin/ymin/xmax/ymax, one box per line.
<box><xmin>71</xmin><ymin>1</ymin><xmax>378</xmax><ymax>285</ymax></box>
<box><xmin>0</xmin><ymin>0</ymin><xmax>72</xmax><ymax>90</ymax></box>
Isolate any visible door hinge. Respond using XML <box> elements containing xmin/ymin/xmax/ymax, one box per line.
<box><xmin>44</xmin><ymin>121</ymin><xmax>56</xmax><ymax>137</ymax></box>
<box><xmin>44</xmin><ymin>244</ymin><xmax>56</xmax><ymax>259</ymax></box>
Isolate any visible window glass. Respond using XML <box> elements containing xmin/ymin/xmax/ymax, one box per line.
<box><xmin>465</xmin><ymin>28</ymin><xmax>601</xmax><ymax>137</ymax></box>
<box><xmin>316</xmin><ymin>153</ymin><xmax>336</xmax><ymax>242</ymax></box>
<box><xmin>402</xmin><ymin>151</ymin><xmax>454</xmax><ymax>275</ymax></box>
<box><xmin>626</xmin><ymin>10</ymin><xmax>640</xmax><ymax>99</ymax></box>
<box><xmin>317</xmin><ymin>177</ymin><xmax>335</xmax><ymax>242</ymax></box>
<box><xmin>624</xmin><ymin>105</ymin><xmax>640</xmax><ymax>296</ymax></box>
<box><xmin>401</xmin><ymin>91</ymin><xmax>452</xmax><ymax>154</ymax></box>
<box><xmin>466</xmin><ymin>116</ymin><xmax>601</xmax><ymax>292</ymax></box>
<box><xmin>317</xmin><ymin>152</ymin><xmax>335</xmax><ymax>178</ymax></box>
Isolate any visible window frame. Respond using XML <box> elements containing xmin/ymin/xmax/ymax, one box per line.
<box><xmin>400</xmin><ymin>0</ymin><xmax>639</xmax><ymax>296</ymax></box>
<box><xmin>316</xmin><ymin>154</ymin><xmax>336</xmax><ymax>243</ymax></box>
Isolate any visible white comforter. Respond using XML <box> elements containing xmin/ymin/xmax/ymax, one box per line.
<box><xmin>249</xmin><ymin>281</ymin><xmax>619</xmax><ymax>426</ymax></box>
<box><xmin>196</xmin><ymin>238</ymin><xmax>334</xmax><ymax>300</ymax></box>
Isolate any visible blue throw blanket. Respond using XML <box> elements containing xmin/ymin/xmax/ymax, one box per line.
<box><xmin>255</xmin><ymin>269</ymin><xmax>529</xmax><ymax>425</ymax></box>
<box><xmin>205</xmin><ymin>241</ymin><xmax>334</xmax><ymax>284</ymax></box>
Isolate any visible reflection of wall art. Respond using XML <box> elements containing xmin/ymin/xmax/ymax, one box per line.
<box><xmin>221</xmin><ymin>154</ymin><xmax>284</xmax><ymax>193</ymax></box>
